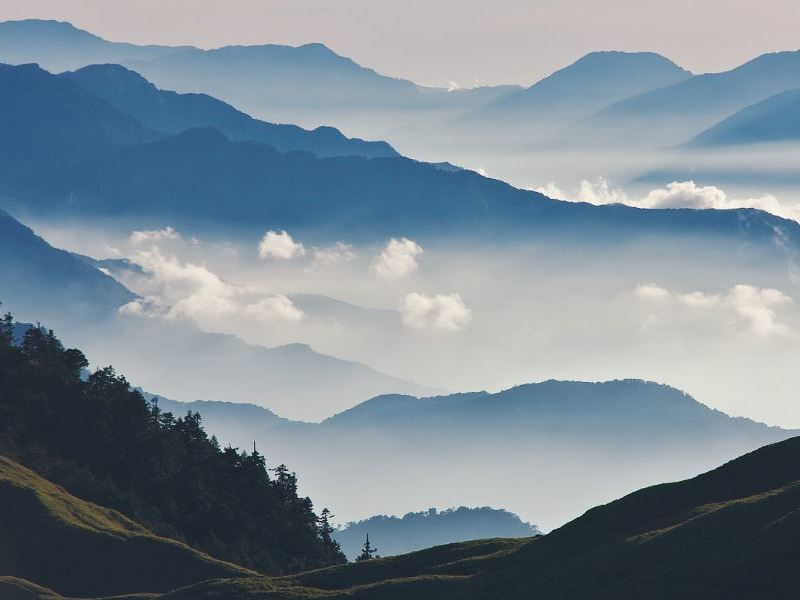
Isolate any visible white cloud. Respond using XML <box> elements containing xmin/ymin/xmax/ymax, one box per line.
<box><xmin>398</xmin><ymin>292</ymin><xmax>472</xmax><ymax>331</ymax></box>
<box><xmin>634</xmin><ymin>283</ymin><xmax>670</xmax><ymax>301</ymax></box>
<box><xmin>726</xmin><ymin>284</ymin><xmax>792</xmax><ymax>337</ymax></box>
<box><xmin>577</xmin><ymin>177</ymin><xmax>626</xmax><ymax>205</ymax></box>
<box><xmin>258</xmin><ymin>230</ymin><xmax>306</xmax><ymax>260</ymax></box>
<box><xmin>242</xmin><ymin>295</ymin><xmax>305</xmax><ymax>322</ymax></box>
<box><xmin>130</xmin><ymin>226</ymin><xmax>180</xmax><ymax>245</ymax></box>
<box><xmin>533</xmin><ymin>182</ymin><xmax>566</xmax><ymax>199</ymax></box>
<box><xmin>678</xmin><ymin>291</ymin><xmax>721</xmax><ymax>309</ymax></box>
<box><xmin>123</xmin><ymin>247</ymin><xmax>304</xmax><ymax>324</ymax></box>
<box><xmin>370</xmin><ymin>238</ymin><xmax>423</xmax><ymax>279</ymax></box>
<box><xmin>535</xmin><ymin>178</ymin><xmax>800</xmax><ymax>222</ymax></box>
<box><xmin>634</xmin><ymin>282</ymin><xmax>793</xmax><ymax>337</ymax></box>
<box><xmin>312</xmin><ymin>242</ymin><xmax>357</xmax><ymax>267</ymax></box>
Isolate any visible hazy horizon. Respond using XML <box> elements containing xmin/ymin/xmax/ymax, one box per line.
<box><xmin>2</xmin><ymin>0</ymin><xmax>800</xmax><ymax>88</ymax></box>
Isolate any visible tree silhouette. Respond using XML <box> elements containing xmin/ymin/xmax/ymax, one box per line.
<box><xmin>0</xmin><ymin>306</ymin><xmax>346</xmax><ymax>573</ymax></box>
<box><xmin>317</xmin><ymin>508</ymin><xmax>342</xmax><ymax>555</ymax></box>
<box><xmin>356</xmin><ymin>533</ymin><xmax>379</xmax><ymax>562</ymax></box>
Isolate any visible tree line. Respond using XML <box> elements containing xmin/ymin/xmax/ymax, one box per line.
<box><xmin>0</xmin><ymin>306</ymin><xmax>344</xmax><ymax>573</ymax></box>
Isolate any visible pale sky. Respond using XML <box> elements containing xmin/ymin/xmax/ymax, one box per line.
<box><xmin>1</xmin><ymin>0</ymin><xmax>799</xmax><ymax>87</ymax></box>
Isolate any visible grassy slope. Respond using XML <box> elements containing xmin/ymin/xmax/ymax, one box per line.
<box><xmin>9</xmin><ymin>437</ymin><xmax>800</xmax><ymax>599</ymax></box>
<box><xmin>157</xmin><ymin>437</ymin><xmax>800</xmax><ymax>600</ymax></box>
<box><xmin>0</xmin><ymin>456</ymin><xmax>253</xmax><ymax>598</ymax></box>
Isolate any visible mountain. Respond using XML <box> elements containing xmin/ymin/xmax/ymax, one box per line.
<box><xmin>689</xmin><ymin>87</ymin><xmax>800</xmax><ymax>146</ymax></box>
<box><xmin>477</xmin><ymin>51</ymin><xmax>691</xmax><ymax>121</ymax></box>
<box><xmin>0</xmin><ymin>455</ymin><xmax>252</xmax><ymax>598</ymax></box>
<box><xmin>332</xmin><ymin>507</ymin><xmax>539</xmax><ymax>560</ymax></box>
<box><xmin>161</xmin><ymin>380</ymin><xmax>797</xmax><ymax>532</ymax></box>
<box><xmin>0</xmin><ymin>209</ymin><xmax>135</xmax><ymax>321</ymax></box>
<box><xmin>587</xmin><ymin>50</ymin><xmax>800</xmax><ymax>145</ymax></box>
<box><xmin>0</xmin><ymin>62</ymin><xmax>155</xmax><ymax>183</ymax></box>
<box><xmin>60</xmin><ymin>63</ymin><xmax>398</xmax><ymax>158</ymax></box>
<box><xmin>0</xmin><ymin>19</ymin><xmax>186</xmax><ymax>73</ymax></box>
<box><xmin>0</xmin><ymin>19</ymin><xmax>521</xmax><ymax>136</ymax></box>
<box><xmin>13</xmin><ymin>120</ymin><xmax>800</xmax><ymax>251</ymax></box>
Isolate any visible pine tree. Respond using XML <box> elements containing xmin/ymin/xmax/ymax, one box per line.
<box><xmin>356</xmin><ymin>533</ymin><xmax>379</xmax><ymax>562</ymax></box>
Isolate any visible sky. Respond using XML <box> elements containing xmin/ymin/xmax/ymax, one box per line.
<box><xmin>2</xmin><ymin>0</ymin><xmax>799</xmax><ymax>88</ymax></box>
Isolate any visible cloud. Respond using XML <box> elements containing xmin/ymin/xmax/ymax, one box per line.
<box><xmin>122</xmin><ymin>247</ymin><xmax>304</xmax><ymax>323</ymax></box>
<box><xmin>634</xmin><ymin>283</ymin><xmax>670</xmax><ymax>300</ymax></box>
<box><xmin>398</xmin><ymin>292</ymin><xmax>472</xmax><ymax>331</ymax></box>
<box><xmin>634</xmin><ymin>282</ymin><xmax>793</xmax><ymax>337</ymax></box>
<box><xmin>312</xmin><ymin>242</ymin><xmax>357</xmax><ymax>267</ymax></box>
<box><xmin>370</xmin><ymin>238</ymin><xmax>423</xmax><ymax>279</ymax></box>
<box><xmin>258</xmin><ymin>230</ymin><xmax>306</xmax><ymax>260</ymax></box>
<box><xmin>130</xmin><ymin>226</ymin><xmax>180</xmax><ymax>245</ymax></box>
<box><xmin>536</xmin><ymin>178</ymin><xmax>800</xmax><ymax>222</ymax></box>
<box><xmin>242</xmin><ymin>295</ymin><xmax>305</xmax><ymax>322</ymax></box>
<box><xmin>726</xmin><ymin>284</ymin><xmax>792</xmax><ymax>337</ymax></box>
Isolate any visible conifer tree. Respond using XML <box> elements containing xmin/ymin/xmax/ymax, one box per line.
<box><xmin>356</xmin><ymin>533</ymin><xmax>379</xmax><ymax>562</ymax></box>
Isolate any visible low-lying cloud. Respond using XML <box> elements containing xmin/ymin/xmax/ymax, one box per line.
<box><xmin>258</xmin><ymin>230</ymin><xmax>306</xmax><ymax>260</ymax></box>
<box><xmin>119</xmin><ymin>247</ymin><xmax>304</xmax><ymax>324</ymax></box>
<box><xmin>537</xmin><ymin>178</ymin><xmax>800</xmax><ymax>222</ymax></box>
<box><xmin>398</xmin><ymin>292</ymin><xmax>472</xmax><ymax>331</ymax></box>
<box><xmin>370</xmin><ymin>238</ymin><xmax>423</xmax><ymax>279</ymax></box>
<box><xmin>635</xmin><ymin>282</ymin><xmax>794</xmax><ymax>337</ymax></box>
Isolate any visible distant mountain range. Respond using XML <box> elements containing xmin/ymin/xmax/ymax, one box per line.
<box><xmin>476</xmin><ymin>51</ymin><xmax>691</xmax><ymax>122</ymax></box>
<box><xmin>0</xmin><ymin>19</ymin><xmax>518</xmax><ymax>129</ymax></box>
<box><xmin>60</xmin><ymin>63</ymin><xmax>398</xmax><ymax>158</ymax></box>
<box><xmin>586</xmin><ymin>50</ymin><xmax>800</xmax><ymax>145</ymax></box>
<box><xmin>4</xmin><ymin>60</ymin><xmax>800</xmax><ymax>253</ymax></box>
<box><xmin>332</xmin><ymin>507</ymin><xmax>539</xmax><ymax>560</ymax></box>
<box><xmin>160</xmin><ymin>380</ymin><xmax>797</xmax><ymax>530</ymax></box>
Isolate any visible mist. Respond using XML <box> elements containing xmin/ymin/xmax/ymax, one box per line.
<box><xmin>30</xmin><ymin>215</ymin><xmax>800</xmax><ymax>428</ymax></box>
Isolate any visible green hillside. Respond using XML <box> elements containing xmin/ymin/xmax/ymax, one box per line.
<box><xmin>0</xmin><ymin>455</ymin><xmax>251</xmax><ymax>598</ymax></box>
<box><xmin>126</xmin><ymin>435</ymin><xmax>800</xmax><ymax>599</ymax></box>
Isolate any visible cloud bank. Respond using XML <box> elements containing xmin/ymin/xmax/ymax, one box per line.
<box><xmin>537</xmin><ymin>179</ymin><xmax>800</xmax><ymax>222</ymax></box>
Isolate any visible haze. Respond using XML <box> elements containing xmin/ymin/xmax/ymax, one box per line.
<box><xmin>2</xmin><ymin>0</ymin><xmax>799</xmax><ymax>87</ymax></box>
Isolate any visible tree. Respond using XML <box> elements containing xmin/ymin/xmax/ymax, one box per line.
<box><xmin>317</xmin><ymin>508</ymin><xmax>341</xmax><ymax>554</ymax></box>
<box><xmin>356</xmin><ymin>533</ymin><xmax>379</xmax><ymax>562</ymax></box>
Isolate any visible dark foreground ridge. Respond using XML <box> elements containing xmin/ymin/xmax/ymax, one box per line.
<box><xmin>1</xmin><ymin>311</ymin><xmax>800</xmax><ymax>598</ymax></box>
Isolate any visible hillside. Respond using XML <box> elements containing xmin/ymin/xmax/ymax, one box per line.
<box><xmin>19</xmin><ymin>435</ymin><xmax>800</xmax><ymax>599</ymax></box>
<box><xmin>0</xmin><ymin>321</ymin><xmax>346</xmax><ymax>577</ymax></box>
<box><xmin>61</xmin><ymin>63</ymin><xmax>398</xmax><ymax>158</ymax></box>
<box><xmin>0</xmin><ymin>62</ymin><xmax>155</xmax><ymax>182</ymax></box>
<box><xmin>0</xmin><ymin>209</ymin><xmax>135</xmax><ymax>321</ymax></box>
<box><xmin>0</xmin><ymin>456</ymin><xmax>251</xmax><ymax>598</ymax></box>
<box><xmin>689</xmin><ymin>87</ymin><xmax>800</xmax><ymax>146</ymax></box>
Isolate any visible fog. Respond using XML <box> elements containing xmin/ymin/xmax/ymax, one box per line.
<box><xmin>33</xmin><ymin>212</ymin><xmax>800</xmax><ymax>428</ymax></box>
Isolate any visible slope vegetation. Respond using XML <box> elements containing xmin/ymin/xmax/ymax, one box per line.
<box><xmin>0</xmin><ymin>455</ymin><xmax>251</xmax><ymax>598</ymax></box>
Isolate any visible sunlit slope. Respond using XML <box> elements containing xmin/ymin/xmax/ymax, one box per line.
<box><xmin>0</xmin><ymin>455</ymin><xmax>252</xmax><ymax>598</ymax></box>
